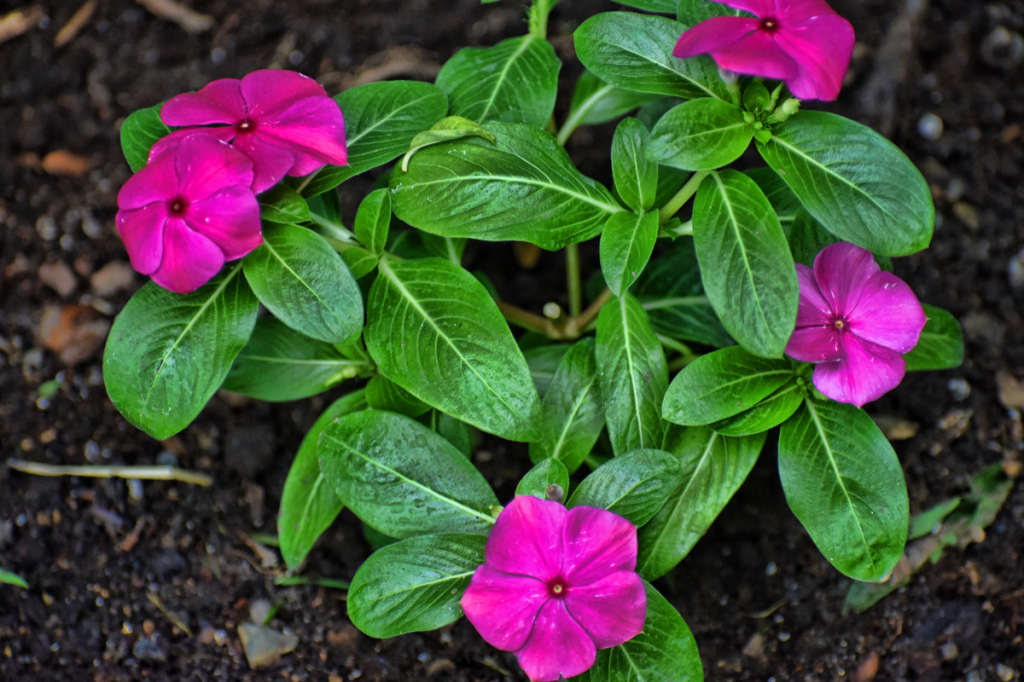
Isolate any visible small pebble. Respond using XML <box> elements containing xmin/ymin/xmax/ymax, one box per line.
<box><xmin>918</xmin><ymin>113</ymin><xmax>944</xmax><ymax>141</ymax></box>
<box><xmin>996</xmin><ymin>664</ymin><xmax>1016</xmax><ymax>682</ymax></box>
<box><xmin>238</xmin><ymin>624</ymin><xmax>298</xmax><ymax>669</ymax></box>
<box><xmin>948</xmin><ymin>378</ymin><xmax>971</xmax><ymax>401</ymax></box>
<box><xmin>132</xmin><ymin>637</ymin><xmax>166</xmax><ymax>662</ymax></box>
<box><xmin>777</xmin><ymin>631</ymin><xmax>791</xmax><ymax>642</ymax></box>
<box><xmin>941</xmin><ymin>641</ymin><xmax>958</xmax><ymax>660</ymax></box>
<box><xmin>980</xmin><ymin>27</ymin><xmax>1024</xmax><ymax>71</ymax></box>
<box><xmin>766</xmin><ymin>561</ymin><xmax>778</xmax><ymax>576</ymax></box>
<box><xmin>156</xmin><ymin>450</ymin><xmax>179</xmax><ymax>467</ymax></box>
<box><xmin>1007</xmin><ymin>248</ymin><xmax>1024</xmax><ymax>290</ymax></box>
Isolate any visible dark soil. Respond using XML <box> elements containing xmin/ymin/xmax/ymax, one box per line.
<box><xmin>2</xmin><ymin>0</ymin><xmax>1023</xmax><ymax>680</ymax></box>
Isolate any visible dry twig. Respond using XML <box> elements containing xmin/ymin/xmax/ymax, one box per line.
<box><xmin>0</xmin><ymin>5</ymin><xmax>43</xmax><ymax>46</ymax></box>
<box><xmin>133</xmin><ymin>0</ymin><xmax>214</xmax><ymax>34</ymax></box>
<box><xmin>7</xmin><ymin>459</ymin><xmax>213</xmax><ymax>486</ymax></box>
<box><xmin>54</xmin><ymin>0</ymin><xmax>96</xmax><ymax>48</ymax></box>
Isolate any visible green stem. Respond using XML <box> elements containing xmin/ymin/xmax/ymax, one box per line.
<box><xmin>657</xmin><ymin>333</ymin><xmax>697</xmax><ymax>367</ymax></box>
<box><xmin>566</xmin><ymin>242</ymin><xmax>582</xmax><ymax>318</ymax></box>
<box><xmin>659</xmin><ymin>220</ymin><xmax>693</xmax><ymax>239</ymax></box>
<box><xmin>309</xmin><ymin>212</ymin><xmax>357</xmax><ymax>243</ymax></box>
<box><xmin>528</xmin><ymin>0</ymin><xmax>559</xmax><ymax>38</ymax></box>
<box><xmin>295</xmin><ymin>169</ymin><xmax>320</xmax><ymax>194</ymax></box>
<box><xmin>498</xmin><ymin>300</ymin><xmax>560</xmax><ymax>337</ymax></box>
<box><xmin>658</xmin><ymin>171</ymin><xmax>709</xmax><ymax>225</ymax></box>
<box><xmin>556</xmin><ymin>83</ymin><xmax>613</xmax><ymax>146</ymax></box>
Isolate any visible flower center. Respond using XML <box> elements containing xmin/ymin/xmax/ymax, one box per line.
<box><xmin>834</xmin><ymin>318</ymin><xmax>846</xmax><ymax>330</ymax></box>
<box><xmin>547</xmin><ymin>577</ymin><xmax>568</xmax><ymax>599</ymax></box>
<box><xmin>236</xmin><ymin>118</ymin><xmax>256</xmax><ymax>133</ymax></box>
<box><xmin>759</xmin><ymin>17</ymin><xmax>780</xmax><ymax>33</ymax></box>
<box><xmin>167</xmin><ymin>197</ymin><xmax>187</xmax><ymax>216</ymax></box>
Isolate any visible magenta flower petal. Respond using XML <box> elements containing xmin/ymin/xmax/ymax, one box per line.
<box><xmin>485</xmin><ymin>496</ymin><xmax>565</xmax><ymax>581</ymax></box>
<box><xmin>564</xmin><ymin>571</ymin><xmax>646</xmax><ymax>648</ymax></box>
<box><xmin>674</xmin><ymin>16</ymin><xmax>760</xmax><ymax>58</ymax></box>
<box><xmin>846</xmin><ymin>272</ymin><xmax>927</xmax><ymax>353</ymax></box>
<box><xmin>711</xmin><ymin>29</ymin><xmax>801</xmax><ymax>81</ymax></box>
<box><xmin>160</xmin><ymin>78</ymin><xmax>246</xmax><ymax>127</ymax></box>
<box><xmin>174</xmin><ymin>135</ymin><xmax>255</xmax><ymax>203</ymax></box>
<box><xmin>240</xmin><ymin>69</ymin><xmax>329</xmax><ymax>120</ymax></box>
<box><xmin>260</xmin><ymin>96</ymin><xmax>348</xmax><ymax>173</ymax></box>
<box><xmin>460</xmin><ymin>564</ymin><xmax>548</xmax><ymax>652</ymax></box>
<box><xmin>812</xmin><ymin>336</ymin><xmax>906</xmax><ymax>407</ymax></box>
<box><xmin>515</xmin><ymin>600</ymin><xmax>597</xmax><ymax>682</ymax></box>
<box><xmin>785</xmin><ymin>325</ymin><xmax>841</xmax><ymax>363</ymax></box>
<box><xmin>117</xmin><ymin>150</ymin><xmax>177</xmax><ymax>209</ymax></box>
<box><xmin>116</xmin><ymin>203</ymin><xmax>167</xmax><ymax>275</ymax></box>
<box><xmin>673</xmin><ymin>0</ymin><xmax>854</xmax><ymax>101</ymax></box>
<box><xmin>149</xmin><ymin>127</ymin><xmax>236</xmax><ymax>165</ymax></box>
<box><xmin>721</xmin><ymin>0</ymin><xmax>778</xmax><ymax>13</ymax></box>
<box><xmin>150</xmin><ymin>218</ymin><xmax>225</xmax><ymax>294</ymax></box>
<box><xmin>187</xmin><ymin>187</ymin><xmax>263</xmax><ymax>260</ymax></box>
<box><xmin>812</xmin><ymin>241</ymin><xmax>879</xmax><ymax>317</ymax></box>
<box><xmin>794</xmin><ymin>263</ymin><xmax>832</xmax><ymax>327</ymax></box>
<box><xmin>561</xmin><ymin>506</ymin><xmax>637</xmax><ymax>586</ymax></box>
<box><xmin>773</xmin><ymin>13</ymin><xmax>855</xmax><ymax>100</ymax></box>
<box><xmin>232</xmin><ymin>134</ymin><xmax>297</xmax><ymax>194</ymax></box>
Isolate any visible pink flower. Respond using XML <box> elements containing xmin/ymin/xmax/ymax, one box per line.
<box><xmin>116</xmin><ymin>133</ymin><xmax>262</xmax><ymax>293</ymax></box>
<box><xmin>673</xmin><ymin>0</ymin><xmax>855</xmax><ymax>101</ymax></box>
<box><xmin>785</xmin><ymin>242</ymin><xmax>927</xmax><ymax>407</ymax></box>
<box><xmin>460</xmin><ymin>496</ymin><xmax>646</xmax><ymax>682</ymax></box>
<box><xmin>154</xmin><ymin>69</ymin><xmax>347</xmax><ymax>193</ymax></box>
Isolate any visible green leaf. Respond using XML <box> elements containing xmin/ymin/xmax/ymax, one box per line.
<box><xmin>347</xmin><ymin>533</ymin><xmax>486</xmax><ymax>638</ymax></box>
<box><xmin>662</xmin><ymin>346</ymin><xmax>795</xmax><ymax>425</ymax></box>
<box><xmin>401</xmin><ymin>116</ymin><xmax>497</xmax><ymax>172</ymax></box>
<box><xmin>568</xmin><ymin>449</ymin><xmax>682</xmax><ymax>526</ymax></box>
<box><xmin>119</xmin><ymin>104</ymin><xmax>170</xmax><ymax>172</ymax></box>
<box><xmin>436</xmin><ymin>35</ymin><xmax>561</xmax><ymax>128</ymax></box>
<box><xmin>633</xmin><ymin>237</ymin><xmax>733</xmax><ymax>348</ymax></box>
<box><xmin>279</xmin><ymin>391</ymin><xmax>368</xmax><ymax>570</ymax></box>
<box><xmin>574</xmin><ymin>13</ymin><xmax>729</xmax><ymax>100</ymax></box>
<box><xmin>524</xmin><ymin>344</ymin><xmax>571</xmax><ymax>396</ymax></box>
<box><xmin>243</xmin><ymin>223</ymin><xmax>364</xmax><ymax>345</ymax></box>
<box><xmin>366</xmin><ymin>374</ymin><xmax>430</xmax><ymax>418</ymax></box>
<box><xmin>638</xmin><ymin>426</ymin><xmax>765</xmax><ymax>579</ymax></box>
<box><xmin>612</xmin><ymin>0</ymin><xmax>677</xmax><ymax>12</ymax></box>
<box><xmin>516</xmin><ymin>458</ymin><xmax>570</xmax><ymax>499</ymax></box>
<box><xmin>757</xmin><ymin>111</ymin><xmax>934</xmax><ymax>257</ymax></box>
<box><xmin>0</xmin><ymin>569</ymin><xmax>28</xmax><ymax>589</ymax></box>
<box><xmin>693</xmin><ymin>170</ymin><xmax>798</xmax><ymax>357</ymax></box>
<box><xmin>786</xmin><ymin>207</ymin><xmax>840</xmax><ymax>267</ymax></box>
<box><xmin>340</xmin><ymin>246</ymin><xmax>379</xmax><ymax>280</ymax></box>
<box><xmin>420</xmin><ymin>234</ymin><xmax>467</xmax><ymax>265</ymax></box>
<box><xmin>354</xmin><ymin>189</ymin><xmax>391</xmax><ymax>256</ymax></box>
<box><xmin>596</xmin><ymin>293</ymin><xmax>669</xmax><ymax>454</ymax></box>
<box><xmin>677</xmin><ymin>0</ymin><xmax>742</xmax><ymax>24</ymax></box>
<box><xmin>319</xmin><ymin>410</ymin><xmax>499</xmax><ymax>537</ymax></box>
<box><xmin>393</xmin><ymin>123</ymin><xmax>622</xmax><ymax>250</ymax></box>
<box><xmin>654</xmin><ymin>165</ymin><xmax>693</xmax><ymax>209</ymax></box>
<box><xmin>566</xmin><ymin>71</ymin><xmax>661</xmax><ymax>130</ymax></box>
<box><xmin>223</xmin><ymin>318</ymin><xmax>364</xmax><ymax>402</ymax></box>
<box><xmin>612</xmin><ymin>118</ymin><xmax>658</xmax><ymax>212</ymax></box>
<box><xmin>744</xmin><ymin>167</ymin><xmax>801</xmax><ymax>228</ymax></box>
<box><xmin>601</xmin><ymin>211</ymin><xmax>659</xmax><ymax>298</ymax></box>
<box><xmin>778</xmin><ymin>398</ymin><xmax>909</xmax><ymax>581</ymax></box>
<box><xmin>259</xmin><ymin>185</ymin><xmax>311</xmax><ymax>225</ymax></box>
<box><xmin>421</xmin><ymin>409</ymin><xmax>476</xmax><ymax>458</ymax></box>
<box><xmin>648</xmin><ymin>99</ymin><xmax>752</xmax><ymax>171</ymax></box>
<box><xmin>584</xmin><ymin>582</ymin><xmax>703</xmax><ymax>682</ymax></box>
<box><xmin>365</xmin><ymin>258</ymin><xmax>542</xmax><ymax>441</ymax></box>
<box><xmin>904</xmin><ymin>304</ymin><xmax>964</xmax><ymax>372</ymax></box>
<box><xmin>529</xmin><ymin>339</ymin><xmax>605</xmax><ymax>474</ymax></box>
<box><xmin>104</xmin><ymin>266</ymin><xmax>257</xmax><ymax>439</ymax></box>
<box><xmin>742</xmin><ymin>81</ymin><xmax>772</xmax><ymax>115</ymax></box>
<box><xmin>300</xmin><ymin>81</ymin><xmax>449</xmax><ymax>197</ymax></box>
<box><xmin>707</xmin><ymin>378</ymin><xmax>802</xmax><ymax>436</ymax></box>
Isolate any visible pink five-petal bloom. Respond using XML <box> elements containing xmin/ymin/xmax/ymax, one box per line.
<box><xmin>673</xmin><ymin>0</ymin><xmax>855</xmax><ymax>101</ymax></box>
<box><xmin>460</xmin><ymin>496</ymin><xmax>646</xmax><ymax>682</ymax></box>
<box><xmin>785</xmin><ymin>242</ymin><xmax>927</xmax><ymax>407</ymax></box>
<box><xmin>116</xmin><ymin>134</ymin><xmax>262</xmax><ymax>294</ymax></box>
<box><xmin>154</xmin><ymin>69</ymin><xmax>347</xmax><ymax>193</ymax></box>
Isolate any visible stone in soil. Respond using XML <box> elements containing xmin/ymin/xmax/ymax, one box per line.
<box><xmin>238</xmin><ymin>623</ymin><xmax>299</xmax><ymax>669</ymax></box>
